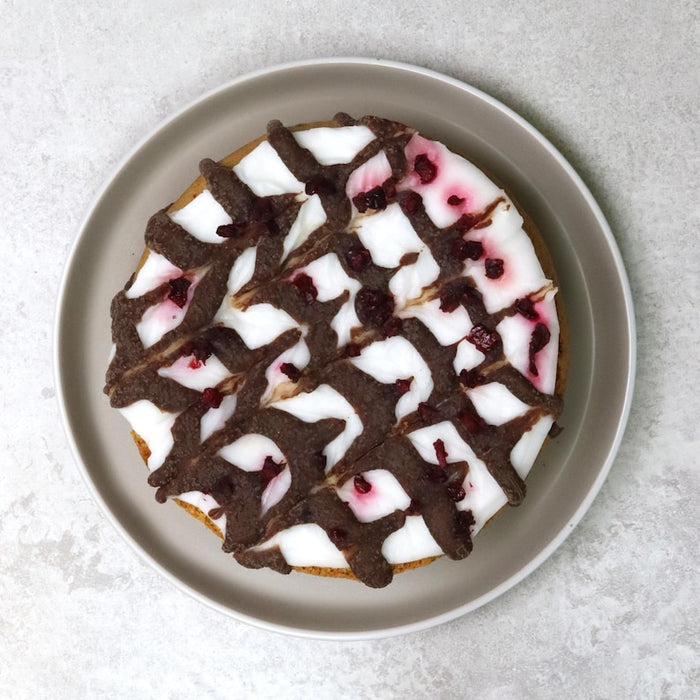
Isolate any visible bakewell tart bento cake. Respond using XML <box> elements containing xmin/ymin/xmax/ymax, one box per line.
<box><xmin>104</xmin><ymin>113</ymin><xmax>566</xmax><ymax>588</ymax></box>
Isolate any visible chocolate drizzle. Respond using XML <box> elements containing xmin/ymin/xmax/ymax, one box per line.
<box><xmin>105</xmin><ymin>114</ymin><xmax>563</xmax><ymax>588</ymax></box>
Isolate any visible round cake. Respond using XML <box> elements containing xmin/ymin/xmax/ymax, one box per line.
<box><xmin>104</xmin><ymin>113</ymin><xmax>565</xmax><ymax>588</ymax></box>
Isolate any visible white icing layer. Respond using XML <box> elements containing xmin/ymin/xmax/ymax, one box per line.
<box><xmin>118</xmin><ymin>400</ymin><xmax>178</xmax><ymax>472</ymax></box>
<box><xmin>200</xmin><ymin>394</ymin><xmax>238</xmax><ymax>442</ymax></box>
<box><xmin>157</xmin><ymin>353</ymin><xmax>231</xmax><ymax>392</ymax></box>
<box><xmin>293</xmin><ymin>125</ymin><xmax>375</xmax><ymax>165</ymax></box>
<box><xmin>355</xmin><ymin>203</ymin><xmax>424</xmax><ymax>268</ymax></box>
<box><xmin>336</xmin><ymin>469</ymin><xmax>411</xmax><ymax>523</ymax></box>
<box><xmin>467</xmin><ymin>382</ymin><xmax>530</xmax><ymax>426</ymax></box>
<box><xmin>350</xmin><ymin>336</ymin><xmax>433</xmax><ymax>421</ymax></box>
<box><xmin>126</xmin><ymin>252</ymin><xmax>181</xmax><ymax>299</ymax></box>
<box><xmin>282</xmin><ymin>195</ymin><xmax>327</xmax><ymax>261</ymax></box>
<box><xmin>214</xmin><ymin>302</ymin><xmax>299</xmax><ymax>349</ymax></box>
<box><xmin>234</xmin><ymin>141</ymin><xmax>304</xmax><ymax>196</ymax></box>
<box><xmin>169</xmin><ymin>190</ymin><xmax>231</xmax><ymax>244</ymax></box>
<box><xmin>271</xmin><ymin>385</ymin><xmax>362</xmax><ymax>469</ymax></box>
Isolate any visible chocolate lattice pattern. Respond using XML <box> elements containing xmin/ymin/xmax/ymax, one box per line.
<box><xmin>105</xmin><ymin>114</ymin><xmax>563</xmax><ymax>587</ymax></box>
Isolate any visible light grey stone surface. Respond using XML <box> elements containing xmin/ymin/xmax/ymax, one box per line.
<box><xmin>1</xmin><ymin>1</ymin><xmax>698</xmax><ymax>697</ymax></box>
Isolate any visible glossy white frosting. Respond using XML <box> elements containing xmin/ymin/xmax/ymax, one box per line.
<box><xmin>118</xmin><ymin>121</ymin><xmax>561</xmax><ymax>573</ymax></box>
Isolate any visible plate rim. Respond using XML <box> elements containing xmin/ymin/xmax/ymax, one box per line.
<box><xmin>53</xmin><ymin>57</ymin><xmax>636</xmax><ymax>640</ymax></box>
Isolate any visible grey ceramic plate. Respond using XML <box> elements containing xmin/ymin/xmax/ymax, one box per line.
<box><xmin>55</xmin><ymin>59</ymin><xmax>635</xmax><ymax>639</ymax></box>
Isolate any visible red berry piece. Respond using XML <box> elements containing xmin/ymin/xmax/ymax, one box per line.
<box><xmin>344</xmin><ymin>246</ymin><xmax>371</xmax><ymax>272</ymax></box>
<box><xmin>454</xmin><ymin>213</ymin><xmax>480</xmax><ymax>232</ymax></box>
<box><xmin>352</xmin><ymin>191</ymin><xmax>369</xmax><ymax>213</ymax></box>
<box><xmin>398</xmin><ymin>190</ymin><xmax>423</xmax><ymax>215</ymax></box>
<box><xmin>467</xmin><ymin>324</ymin><xmax>501</xmax><ymax>353</ymax></box>
<box><xmin>280</xmin><ymin>362</ymin><xmax>301</xmax><ymax>382</ymax></box>
<box><xmin>354</xmin><ymin>474</ymin><xmax>372</xmax><ymax>494</ymax></box>
<box><xmin>167</xmin><ymin>277</ymin><xmax>191</xmax><ymax>308</ymax></box>
<box><xmin>447</xmin><ymin>484</ymin><xmax>466</xmax><ymax>502</ymax></box>
<box><xmin>485</xmin><ymin>258</ymin><xmax>504</xmax><ymax>279</ymax></box>
<box><xmin>182</xmin><ymin>339</ymin><xmax>212</xmax><ymax>365</ymax></box>
<box><xmin>202</xmin><ymin>387</ymin><xmax>223</xmax><ymax>409</ymax></box>
<box><xmin>355</xmin><ymin>287</ymin><xmax>395</xmax><ymax>326</ymax></box>
<box><xmin>352</xmin><ymin>186</ymin><xmax>387</xmax><ymax>213</ymax></box>
<box><xmin>451</xmin><ymin>238</ymin><xmax>484</xmax><ymax>262</ymax></box>
<box><xmin>515</xmin><ymin>296</ymin><xmax>538</xmax><ymax>320</ymax></box>
<box><xmin>414</xmin><ymin>154</ymin><xmax>437</xmax><ymax>183</ymax></box>
<box><xmin>458</xmin><ymin>369</ymin><xmax>480</xmax><ymax>388</ymax></box>
<box><xmin>424</xmin><ymin>463</ymin><xmax>448</xmax><ymax>483</ymax></box>
<box><xmin>328</xmin><ymin>527</ymin><xmax>348</xmax><ymax>549</ymax></box>
<box><xmin>345</xmin><ymin>343</ymin><xmax>361</xmax><ymax>357</ymax></box>
<box><xmin>216</xmin><ymin>222</ymin><xmax>247</xmax><ymax>238</ymax></box>
<box><xmin>291</xmin><ymin>272</ymin><xmax>318</xmax><ymax>304</ymax></box>
<box><xmin>447</xmin><ymin>194</ymin><xmax>465</xmax><ymax>206</ymax></box>
<box><xmin>439</xmin><ymin>286</ymin><xmax>463</xmax><ymax>313</ymax></box>
<box><xmin>418</xmin><ymin>402</ymin><xmax>439</xmax><ymax>423</ymax></box>
<box><xmin>457</xmin><ymin>409</ymin><xmax>487</xmax><ymax>435</ymax></box>
<box><xmin>528</xmin><ymin>322</ymin><xmax>551</xmax><ymax>375</ymax></box>
<box><xmin>395</xmin><ymin>377</ymin><xmax>412</xmax><ymax>395</ymax></box>
<box><xmin>305</xmin><ymin>176</ymin><xmax>336</xmax><ymax>196</ymax></box>
<box><xmin>261</xmin><ymin>456</ymin><xmax>284</xmax><ymax>487</ymax></box>
<box><xmin>433</xmin><ymin>439</ymin><xmax>448</xmax><ymax>467</ymax></box>
<box><xmin>381</xmin><ymin>177</ymin><xmax>397</xmax><ymax>200</ymax></box>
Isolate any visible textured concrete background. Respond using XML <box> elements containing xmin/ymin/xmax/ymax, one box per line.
<box><xmin>1</xmin><ymin>0</ymin><xmax>698</xmax><ymax>697</ymax></box>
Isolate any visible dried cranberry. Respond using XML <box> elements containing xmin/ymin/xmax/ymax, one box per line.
<box><xmin>291</xmin><ymin>273</ymin><xmax>317</xmax><ymax>304</ymax></box>
<box><xmin>454</xmin><ymin>213</ymin><xmax>480</xmax><ymax>232</ymax></box>
<box><xmin>417</xmin><ymin>402</ymin><xmax>439</xmax><ymax>423</ymax></box>
<box><xmin>398</xmin><ymin>190</ymin><xmax>423</xmax><ymax>215</ymax></box>
<box><xmin>457</xmin><ymin>409</ymin><xmax>487</xmax><ymax>435</ymax></box>
<box><xmin>433</xmin><ymin>439</ymin><xmax>448</xmax><ymax>467</ymax></box>
<box><xmin>305</xmin><ymin>176</ymin><xmax>336</xmax><ymax>196</ymax></box>
<box><xmin>345</xmin><ymin>343</ymin><xmax>361</xmax><ymax>357</ymax></box>
<box><xmin>167</xmin><ymin>277</ymin><xmax>191</xmax><ymax>308</ymax></box>
<box><xmin>395</xmin><ymin>378</ymin><xmax>412</xmax><ymax>396</ymax></box>
<box><xmin>467</xmin><ymin>324</ymin><xmax>501</xmax><ymax>353</ymax></box>
<box><xmin>424</xmin><ymin>463</ymin><xmax>448</xmax><ymax>483</ymax></box>
<box><xmin>355</xmin><ymin>287</ymin><xmax>394</xmax><ymax>326</ymax></box>
<box><xmin>280</xmin><ymin>362</ymin><xmax>301</xmax><ymax>382</ymax></box>
<box><xmin>381</xmin><ymin>177</ymin><xmax>397</xmax><ymax>200</ymax></box>
<box><xmin>202</xmin><ymin>387</ymin><xmax>223</xmax><ymax>409</ymax></box>
<box><xmin>447</xmin><ymin>484</ymin><xmax>466</xmax><ymax>502</ymax></box>
<box><xmin>352</xmin><ymin>186</ymin><xmax>387</xmax><ymax>213</ymax></box>
<box><xmin>485</xmin><ymin>258</ymin><xmax>504</xmax><ymax>279</ymax></box>
<box><xmin>328</xmin><ymin>527</ymin><xmax>348</xmax><ymax>549</ymax></box>
<box><xmin>182</xmin><ymin>338</ymin><xmax>212</xmax><ymax>365</ymax></box>
<box><xmin>354</xmin><ymin>474</ymin><xmax>372</xmax><ymax>494</ymax></box>
<box><xmin>528</xmin><ymin>322</ymin><xmax>551</xmax><ymax>375</ymax></box>
<box><xmin>439</xmin><ymin>286</ymin><xmax>463</xmax><ymax>313</ymax></box>
<box><xmin>216</xmin><ymin>222</ymin><xmax>247</xmax><ymax>238</ymax></box>
<box><xmin>458</xmin><ymin>369</ymin><xmax>480</xmax><ymax>388</ymax></box>
<box><xmin>447</xmin><ymin>194</ymin><xmax>465</xmax><ymax>206</ymax></box>
<box><xmin>261</xmin><ymin>456</ymin><xmax>284</xmax><ymax>487</ymax></box>
<box><xmin>515</xmin><ymin>297</ymin><xmax>538</xmax><ymax>320</ymax></box>
<box><xmin>414</xmin><ymin>154</ymin><xmax>437</xmax><ymax>183</ymax></box>
<box><xmin>344</xmin><ymin>246</ymin><xmax>371</xmax><ymax>272</ymax></box>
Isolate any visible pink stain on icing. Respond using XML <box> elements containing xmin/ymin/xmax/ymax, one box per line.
<box><xmin>346</xmin><ymin>153</ymin><xmax>393</xmax><ymax>202</ymax></box>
